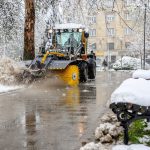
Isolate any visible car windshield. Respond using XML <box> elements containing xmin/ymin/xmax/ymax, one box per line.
<box><xmin>56</xmin><ymin>32</ymin><xmax>82</xmax><ymax>50</ymax></box>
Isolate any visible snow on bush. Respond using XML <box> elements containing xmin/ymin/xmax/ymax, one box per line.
<box><xmin>139</xmin><ymin>135</ymin><xmax>150</xmax><ymax>144</ymax></box>
<box><xmin>95</xmin><ymin>113</ymin><xmax>123</xmax><ymax>143</ymax></box>
<box><xmin>112</xmin><ymin>144</ymin><xmax>150</xmax><ymax>150</ymax></box>
<box><xmin>112</xmin><ymin>56</ymin><xmax>150</xmax><ymax>70</ymax></box>
<box><xmin>101</xmin><ymin>113</ymin><xmax>118</xmax><ymax>123</ymax></box>
<box><xmin>80</xmin><ymin>113</ymin><xmax>123</xmax><ymax>150</ymax></box>
<box><xmin>0</xmin><ymin>56</ymin><xmax>24</xmax><ymax>84</ymax></box>
<box><xmin>95</xmin><ymin>122</ymin><xmax>122</xmax><ymax>143</ymax></box>
<box><xmin>132</xmin><ymin>69</ymin><xmax>150</xmax><ymax>80</ymax></box>
<box><xmin>111</xmin><ymin>78</ymin><xmax>150</xmax><ymax>106</ymax></box>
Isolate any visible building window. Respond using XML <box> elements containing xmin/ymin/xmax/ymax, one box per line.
<box><xmin>106</xmin><ymin>14</ymin><xmax>115</xmax><ymax>22</ymax></box>
<box><xmin>111</xmin><ymin>55</ymin><xmax>116</xmax><ymax>63</ymax></box>
<box><xmin>125</xmin><ymin>42</ymin><xmax>131</xmax><ymax>48</ymax></box>
<box><xmin>124</xmin><ymin>0</ymin><xmax>135</xmax><ymax>6</ymax></box>
<box><xmin>107</xmin><ymin>28</ymin><xmax>115</xmax><ymax>36</ymax></box>
<box><xmin>107</xmin><ymin>42</ymin><xmax>114</xmax><ymax>50</ymax></box>
<box><xmin>89</xmin><ymin>29</ymin><xmax>96</xmax><ymax>37</ymax></box>
<box><xmin>124</xmin><ymin>12</ymin><xmax>132</xmax><ymax>20</ymax></box>
<box><xmin>88</xmin><ymin>16</ymin><xmax>96</xmax><ymax>24</ymax></box>
<box><xmin>124</xmin><ymin>27</ymin><xmax>132</xmax><ymax>35</ymax></box>
<box><xmin>105</xmin><ymin>0</ymin><xmax>114</xmax><ymax>7</ymax></box>
<box><xmin>90</xmin><ymin>43</ymin><xmax>97</xmax><ymax>50</ymax></box>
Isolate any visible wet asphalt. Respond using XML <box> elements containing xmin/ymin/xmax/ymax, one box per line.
<box><xmin>0</xmin><ymin>71</ymin><xmax>131</xmax><ymax>150</ymax></box>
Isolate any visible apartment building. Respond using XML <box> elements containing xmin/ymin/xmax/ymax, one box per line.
<box><xmin>88</xmin><ymin>0</ymin><xmax>136</xmax><ymax>63</ymax></box>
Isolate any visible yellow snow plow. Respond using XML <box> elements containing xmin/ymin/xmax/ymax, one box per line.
<box><xmin>26</xmin><ymin>23</ymin><xmax>96</xmax><ymax>86</ymax></box>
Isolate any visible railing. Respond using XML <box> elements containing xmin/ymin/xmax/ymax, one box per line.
<box><xmin>110</xmin><ymin>102</ymin><xmax>150</xmax><ymax>144</ymax></box>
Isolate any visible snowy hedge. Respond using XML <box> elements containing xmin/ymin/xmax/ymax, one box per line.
<box><xmin>112</xmin><ymin>56</ymin><xmax>150</xmax><ymax>70</ymax></box>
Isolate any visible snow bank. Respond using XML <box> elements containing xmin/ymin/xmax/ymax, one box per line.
<box><xmin>80</xmin><ymin>142</ymin><xmax>100</xmax><ymax>150</ymax></box>
<box><xmin>0</xmin><ymin>56</ymin><xmax>24</xmax><ymax>84</ymax></box>
<box><xmin>113</xmin><ymin>56</ymin><xmax>150</xmax><ymax>70</ymax></box>
<box><xmin>80</xmin><ymin>142</ymin><xmax>107</xmax><ymax>150</ymax></box>
<box><xmin>111</xmin><ymin>78</ymin><xmax>150</xmax><ymax>106</ymax></box>
<box><xmin>112</xmin><ymin>144</ymin><xmax>150</xmax><ymax>150</ymax></box>
<box><xmin>0</xmin><ymin>84</ymin><xmax>21</xmax><ymax>93</ymax></box>
<box><xmin>132</xmin><ymin>69</ymin><xmax>150</xmax><ymax>80</ymax></box>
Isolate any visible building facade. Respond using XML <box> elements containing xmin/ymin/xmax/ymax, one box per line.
<box><xmin>88</xmin><ymin>0</ymin><xmax>137</xmax><ymax>64</ymax></box>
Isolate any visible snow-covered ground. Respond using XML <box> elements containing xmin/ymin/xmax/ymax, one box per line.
<box><xmin>112</xmin><ymin>56</ymin><xmax>150</xmax><ymax>70</ymax></box>
<box><xmin>113</xmin><ymin>144</ymin><xmax>150</xmax><ymax>150</ymax></box>
<box><xmin>81</xmin><ymin>143</ymin><xmax>150</xmax><ymax>150</ymax></box>
<box><xmin>0</xmin><ymin>84</ymin><xmax>21</xmax><ymax>93</ymax></box>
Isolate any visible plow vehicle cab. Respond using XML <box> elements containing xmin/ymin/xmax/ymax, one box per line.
<box><xmin>29</xmin><ymin>23</ymin><xmax>96</xmax><ymax>86</ymax></box>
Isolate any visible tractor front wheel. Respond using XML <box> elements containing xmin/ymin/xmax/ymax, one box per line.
<box><xmin>59</xmin><ymin>65</ymin><xmax>79</xmax><ymax>86</ymax></box>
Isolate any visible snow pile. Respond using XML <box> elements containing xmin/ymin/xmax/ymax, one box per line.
<box><xmin>112</xmin><ymin>56</ymin><xmax>150</xmax><ymax>70</ymax></box>
<box><xmin>111</xmin><ymin>78</ymin><xmax>150</xmax><ymax>106</ymax></box>
<box><xmin>80</xmin><ymin>142</ymin><xmax>100</xmax><ymax>150</ymax></box>
<box><xmin>0</xmin><ymin>56</ymin><xmax>24</xmax><ymax>84</ymax></box>
<box><xmin>95</xmin><ymin>113</ymin><xmax>123</xmax><ymax>143</ymax></box>
<box><xmin>0</xmin><ymin>85</ymin><xmax>21</xmax><ymax>93</ymax></box>
<box><xmin>80</xmin><ymin>142</ymin><xmax>107</xmax><ymax>150</ymax></box>
<box><xmin>132</xmin><ymin>69</ymin><xmax>150</xmax><ymax>80</ymax></box>
<box><xmin>112</xmin><ymin>144</ymin><xmax>150</xmax><ymax>150</ymax></box>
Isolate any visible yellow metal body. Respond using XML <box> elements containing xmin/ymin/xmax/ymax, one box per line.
<box><xmin>81</xmin><ymin>32</ymin><xmax>87</xmax><ymax>54</ymax></box>
<box><xmin>41</xmin><ymin>51</ymin><xmax>80</xmax><ymax>86</ymax></box>
<box><xmin>41</xmin><ymin>51</ymin><xmax>65</xmax><ymax>64</ymax></box>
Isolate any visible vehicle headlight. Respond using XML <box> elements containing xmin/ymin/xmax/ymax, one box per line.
<box><xmin>79</xmin><ymin>29</ymin><xmax>83</xmax><ymax>32</ymax></box>
<box><xmin>48</xmin><ymin>29</ymin><xmax>53</xmax><ymax>33</ymax></box>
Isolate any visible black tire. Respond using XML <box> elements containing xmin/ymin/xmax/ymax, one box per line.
<box><xmin>79</xmin><ymin>62</ymin><xmax>88</xmax><ymax>82</ymax></box>
<box><xmin>88</xmin><ymin>61</ymin><xmax>96</xmax><ymax>79</ymax></box>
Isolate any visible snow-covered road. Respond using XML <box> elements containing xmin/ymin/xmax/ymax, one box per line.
<box><xmin>0</xmin><ymin>71</ymin><xmax>130</xmax><ymax>150</ymax></box>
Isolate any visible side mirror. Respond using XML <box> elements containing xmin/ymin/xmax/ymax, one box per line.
<box><xmin>84</xmin><ymin>32</ymin><xmax>89</xmax><ymax>38</ymax></box>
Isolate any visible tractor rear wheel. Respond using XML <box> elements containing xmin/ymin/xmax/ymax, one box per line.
<box><xmin>79</xmin><ymin>62</ymin><xmax>88</xmax><ymax>82</ymax></box>
<box><xmin>88</xmin><ymin>62</ymin><xmax>96</xmax><ymax>79</ymax></box>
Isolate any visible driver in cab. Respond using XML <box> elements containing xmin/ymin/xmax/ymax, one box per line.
<box><xmin>64</xmin><ymin>34</ymin><xmax>78</xmax><ymax>55</ymax></box>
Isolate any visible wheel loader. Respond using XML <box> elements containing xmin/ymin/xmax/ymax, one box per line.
<box><xmin>26</xmin><ymin>23</ymin><xmax>96</xmax><ymax>86</ymax></box>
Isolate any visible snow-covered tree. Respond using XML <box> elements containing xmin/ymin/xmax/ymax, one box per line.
<box><xmin>0</xmin><ymin>0</ymin><xmax>24</xmax><ymax>59</ymax></box>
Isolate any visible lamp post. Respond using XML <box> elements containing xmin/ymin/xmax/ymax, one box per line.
<box><xmin>143</xmin><ymin>3</ymin><xmax>147</xmax><ymax>69</ymax></box>
<box><xmin>120</xmin><ymin>38</ymin><xmax>123</xmax><ymax>70</ymax></box>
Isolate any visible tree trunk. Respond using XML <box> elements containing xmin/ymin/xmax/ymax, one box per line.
<box><xmin>24</xmin><ymin>0</ymin><xmax>35</xmax><ymax>60</ymax></box>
